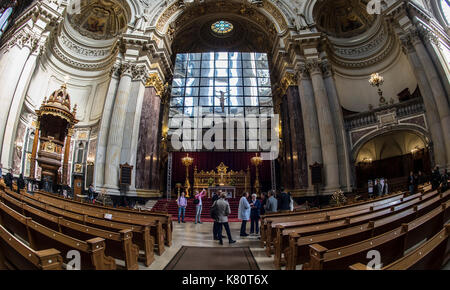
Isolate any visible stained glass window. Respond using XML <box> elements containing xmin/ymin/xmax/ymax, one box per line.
<box><xmin>211</xmin><ymin>21</ymin><xmax>234</xmax><ymax>35</ymax></box>
<box><xmin>169</xmin><ymin>52</ymin><xmax>275</xmax><ymax>152</ymax></box>
<box><xmin>0</xmin><ymin>7</ymin><xmax>13</xmax><ymax>39</ymax></box>
<box><xmin>440</xmin><ymin>0</ymin><xmax>450</xmax><ymax>25</ymax></box>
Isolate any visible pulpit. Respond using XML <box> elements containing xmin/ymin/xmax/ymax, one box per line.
<box><xmin>29</xmin><ymin>84</ymin><xmax>78</xmax><ymax>188</ymax></box>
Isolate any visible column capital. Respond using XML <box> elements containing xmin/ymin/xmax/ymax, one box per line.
<box><xmin>297</xmin><ymin>63</ymin><xmax>310</xmax><ymax>81</ymax></box>
<box><xmin>145</xmin><ymin>72</ymin><xmax>166</xmax><ymax>97</ymax></box>
<box><xmin>305</xmin><ymin>59</ymin><xmax>323</xmax><ymax>76</ymax></box>
<box><xmin>119</xmin><ymin>62</ymin><xmax>136</xmax><ymax>78</ymax></box>
<box><xmin>320</xmin><ymin>59</ymin><xmax>334</xmax><ymax>78</ymax></box>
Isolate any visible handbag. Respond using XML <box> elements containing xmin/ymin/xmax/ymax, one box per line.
<box><xmin>193</xmin><ymin>198</ymin><xmax>200</xmax><ymax>205</ymax></box>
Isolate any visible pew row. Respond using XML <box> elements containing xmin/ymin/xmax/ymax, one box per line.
<box><xmin>0</xmin><ymin>191</ymin><xmax>139</xmax><ymax>269</ymax></box>
<box><xmin>302</xmin><ymin>201</ymin><xmax>450</xmax><ymax>270</ymax></box>
<box><xmin>349</xmin><ymin>224</ymin><xmax>450</xmax><ymax>270</ymax></box>
<box><xmin>275</xmin><ymin>190</ymin><xmax>449</xmax><ymax>269</ymax></box>
<box><xmin>262</xmin><ymin>192</ymin><xmax>406</xmax><ymax>252</ymax></box>
<box><xmin>0</xmin><ymin>224</ymin><xmax>63</xmax><ymax>270</ymax></box>
<box><xmin>0</xmin><ymin>201</ymin><xmax>116</xmax><ymax>270</ymax></box>
<box><xmin>0</xmin><ymin>189</ymin><xmax>155</xmax><ymax>267</ymax></box>
<box><xmin>33</xmin><ymin>189</ymin><xmax>172</xmax><ymax>247</ymax></box>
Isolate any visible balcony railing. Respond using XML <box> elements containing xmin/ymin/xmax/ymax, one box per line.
<box><xmin>344</xmin><ymin>98</ymin><xmax>425</xmax><ymax>130</ymax></box>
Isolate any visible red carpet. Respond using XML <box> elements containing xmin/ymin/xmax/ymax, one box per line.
<box><xmin>151</xmin><ymin>197</ymin><xmax>242</xmax><ymax>222</ymax></box>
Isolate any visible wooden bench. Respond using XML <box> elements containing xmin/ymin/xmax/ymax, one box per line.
<box><xmin>0</xmin><ymin>224</ymin><xmax>63</xmax><ymax>270</ymax></box>
<box><xmin>273</xmin><ymin>190</ymin><xmax>448</xmax><ymax>269</ymax></box>
<box><xmin>0</xmin><ymin>191</ymin><xmax>140</xmax><ymax>269</ymax></box>
<box><xmin>0</xmin><ymin>201</ymin><xmax>116</xmax><ymax>270</ymax></box>
<box><xmin>350</xmin><ymin>224</ymin><xmax>450</xmax><ymax>270</ymax></box>
<box><xmin>33</xmin><ymin>189</ymin><xmax>173</xmax><ymax>247</ymax></box>
<box><xmin>286</xmin><ymin>198</ymin><xmax>450</xmax><ymax>269</ymax></box>
<box><xmin>0</xmin><ymin>189</ymin><xmax>155</xmax><ymax>267</ymax></box>
<box><xmin>262</xmin><ymin>192</ymin><xmax>405</xmax><ymax>252</ymax></box>
<box><xmin>302</xmin><ymin>202</ymin><xmax>450</xmax><ymax>270</ymax></box>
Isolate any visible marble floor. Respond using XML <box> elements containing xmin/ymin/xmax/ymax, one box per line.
<box><xmin>140</xmin><ymin>221</ymin><xmax>276</xmax><ymax>270</ymax></box>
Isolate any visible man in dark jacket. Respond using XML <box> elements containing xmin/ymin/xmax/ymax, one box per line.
<box><xmin>17</xmin><ymin>174</ymin><xmax>25</xmax><ymax>193</ymax></box>
<box><xmin>212</xmin><ymin>191</ymin><xmax>222</xmax><ymax>240</ymax></box>
<box><xmin>249</xmin><ymin>194</ymin><xmax>261</xmax><ymax>235</ymax></box>
<box><xmin>431</xmin><ymin>167</ymin><xmax>441</xmax><ymax>191</ymax></box>
<box><xmin>5</xmin><ymin>172</ymin><xmax>13</xmax><ymax>191</ymax></box>
<box><xmin>279</xmin><ymin>192</ymin><xmax>291</xmax><ymax>212</ymax></box>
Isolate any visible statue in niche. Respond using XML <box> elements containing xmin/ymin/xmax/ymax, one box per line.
<box><xmin>134</xmin><ymin>8</ymin><xmax>152</xmax><ymax>31</ymax></box>
<box><xmin>340</xmin><ymin>7</ymin><xmax>363</xmax><ymax>33</ymax></box>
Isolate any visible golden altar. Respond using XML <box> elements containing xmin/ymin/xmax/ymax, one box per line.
<box><xmin>193</xmin><ymin>162</ymin><xmax>250</xmax><ymax>197</ymax></box>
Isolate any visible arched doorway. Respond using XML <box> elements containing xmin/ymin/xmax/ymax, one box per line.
<box><xmin>151</xmin><ymin>1</ymin><xmax>289</xmax><ymax>197</ymax></box>
<box><xmin>354</xmin><ymin>130</ymin><xmax>432</xmax><ymax>191</ymax></box>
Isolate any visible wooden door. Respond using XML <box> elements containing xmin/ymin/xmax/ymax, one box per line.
<box><xmin>73</xmin><ymin>176</ymin><xmax>83</xmax><ymax>196</ymax></box>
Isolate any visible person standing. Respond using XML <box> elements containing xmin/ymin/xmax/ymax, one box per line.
<box><xmin>431</xmin><ymin>167</ymin><xmax>441</xmax><ymax>191</ymax></box>
<box><xmin>417</xmin><ymin>171</ymin><xmax>425</xmax><ymax>186</ymax></box>
<box><xmin>216</xmin><ymin>192</ymin><xmax>236</xmax><ymax>245</ymax></box>
<box><xmin>249</xmin><ymin>194</ymin><xmax>261</xmax><ymax>235</ymax></box>
<box><xmin>177</xmin><ymin>192</ymin><xmax>187</xmax><ymax>223</ymax></box>
<box><xmin>288</xmin><ymin>192</ymin><xmax>294</xmax><ymax>211</ymax></box>
<box><xmin>212</xmin><ymin>190</ymin><xmax>221</xmax><ymax>240</ymax></box>
<box><xmin>260</xmin><ymin>193</ymin><xmax>267</xmax><ymax>216</ymax></box>
<box><xmin>407</xmin><ymin>171</ymin><xmax>415</xmax><ymax>195</ymax></box>
<box><xmin>87</xmin><ymin>184</ymin><xmax>96</xmax><ymax>203</ymax></box>
<box><xmin>238</xmin><ymin>192</ymin><xmax>251</xmax><ymax>237</ymax></box>
<box><xmin>440</xmin><ymin>169</ymin><xmax>448</xmax><ymax>192</ymax></box>
<box><xmin>265</xmin><ymin>190</ymin><xmax>278</xmax><ymax>213</ymax></box>
<box><xmin>194</xmin><ymin>189</ymin><xmax>206</xmax><ymax>224</ymax></box>
<box><xmin>279</xmin><ymin>191</ymin><xmax>290</xmax><ymax>212</ymax></box>
<box><xmin>17</xmin><ymin>174</ymin><xmax>25</xmax><ymax>194</ymax></box>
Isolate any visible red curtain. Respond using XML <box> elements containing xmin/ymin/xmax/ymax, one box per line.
<box><xmin>171</xmin><ymin>152</ymin><xmax>272</xmax><ymax>192</ymax></box>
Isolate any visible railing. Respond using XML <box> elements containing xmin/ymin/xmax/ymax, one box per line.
<box><xmin>344</xmin><ymin>98</ymin><xmax>425</xmax><ymax>130</ymax></box>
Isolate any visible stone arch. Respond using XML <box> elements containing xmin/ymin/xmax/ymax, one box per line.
<box><xmin>351</xmin><ymin>125</ymin><xmax>432</xmax><ymax>162</ymax></box>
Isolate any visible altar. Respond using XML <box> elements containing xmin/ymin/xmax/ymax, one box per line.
<box><xmin>207</xmin><ymin>186</ymin><xmax>236</xmax><ymax>198</ymax></box>
<box><xmin>193</xmin><ymin>162</ymin><xmax>250</xmax><ymax>197</ymax></box>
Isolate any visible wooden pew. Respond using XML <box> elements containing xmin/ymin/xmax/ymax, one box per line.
<box><xmin>0</xmin><ymin>191</ymin><xmax>139</xmax><ymax>270</ymax></box>
<box><xmin>33</xmin><ymin>189</ymin><xmax>173</xmax><ymax>247</ymax></box>
<box><xmin>287</xmin><ymin>198</ymin><xmax>450</xmax><ymax>269</ymax></box>
<box><xmin>262</xmin><ymin>192</ymin><xmax>405</xmax><ymax>253</ymax></box>
<box><xmin>350</xmin><ymin>224</ymin><xmax>450</xmax><ymax>270</ymax></box>
<box><xmin>0</xmin><ymin>224</ymin><xmax>63</xmax><ymax>270</ymax></box>
<box><xmin>21</xmin><ymin>189</ymin><xmax>169</xmax><ymax>252</ymax></box>
<box><xmin>0</xmin><ymin>189</ymin><xmax>155</xmax><ymax>267</ymax></box>
<box><xmin>274</xmin><ymin>190</ymin><xmax>448</xmax><ymax>269</ymax></box>
<box><xmin>302</xmin><ymin>202</ymin><xmax>449</xmax><ymax>270</ymax></box>
<box><xmin>0</xmin><ymin>201</ymin><xmax>116</xmax><ymax>270</ymax></box>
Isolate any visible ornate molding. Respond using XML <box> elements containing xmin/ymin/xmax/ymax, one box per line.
<box><xmin>145</xmin><ymin>73</ymin><xmax>164</xmax><ymax>97</ymax></box>
<box><xmin>59</xmin><ymin>34</ymin><xmax>111</xmax><ymax>58</ymax></box>
<box><xmin>280</xmin><ymin>71</ymin><xmax>297</xmax><ymax>95</ymax></box>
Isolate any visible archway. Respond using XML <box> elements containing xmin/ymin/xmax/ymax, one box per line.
<box><xmin>149</xmin><ymin>1</ymin><xmax>290</xmax><ymax>197</ymax></box>
<box><xmin>353</xmin><ymin>130</ymin><xmax>432</xmax><ymax>191</ymax></box>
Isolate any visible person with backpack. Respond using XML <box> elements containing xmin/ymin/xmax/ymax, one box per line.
<box><xmin>211</xmin><ymin>190</ymin><xmax>222</xmax><ymax>240</ymax></box>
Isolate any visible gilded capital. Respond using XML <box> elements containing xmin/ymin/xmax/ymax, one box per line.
<box><xmin>145</xmin><ymin>73</ymin><xmax>165</xmax><ymax>97</ymax></box>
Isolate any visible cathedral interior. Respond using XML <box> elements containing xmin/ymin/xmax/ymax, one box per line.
<box><xmin>0</xmin><ymin>0</ymin><xmax>449</xmax><ymax>272</ymax></box>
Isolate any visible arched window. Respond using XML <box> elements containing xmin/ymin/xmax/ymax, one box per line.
<box><xmin>440</xmin><ymin>0</ymin><xmax>450</xmax><ymax>25</ymax></box>
<box><xmin>0</xmin><ymin>7</ymin><xmax>13</xmax><ymax>38</ymax></box>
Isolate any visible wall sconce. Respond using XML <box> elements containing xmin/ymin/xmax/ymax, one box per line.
<box><xmin>86</xmin><ymin>156</ymin><xmax>95</xmax><ymax>165</ymax></box>
<box><xmin>15</xmin><ymin>141</ymin><xmax>23</xmax><ymax>151</ymax></box>
<box><xmin>145</xmin><ymin>155</ymin><xmax>151</xmax><ymax>161</ymax></box>
<box><xmin>369</xmin><ymin>73</ymin><xmax>386</xmax><ymax>107</ymax></box>
<box><xmin>362</xmin><ymin>157</ymin><xmax>373</xmax><ymax>164</ymax></box>
<box><xmin>411</xmin><ymin>146</ymin><xmax>421</xmax><ymax>154</ymax></box>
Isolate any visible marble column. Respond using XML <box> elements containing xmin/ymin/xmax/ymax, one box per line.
<box><xmin>401</xmin><ymin>35</ymin><xmax>447</xmax><ymax>168</ymax></box>
<box><xmin>297</xmin><ymin>66</ymin><xmax>322</xmax><ymax>190</ymax></box>
<box><xmin>103</xmin><ymin>63</ymin><xmax>134</xmax><ymax>192</ymax></box>
<box><xmin>321</xmin><ymin>60</ymin><xmax>352</xmax><ymax>191</ymax></box>
<box><xmin>62</xmin><ymin>128</ymin><xmax>74</xmax><ymax>185</ymax></box>
<box><xmin>0</xmin><ymin>35</ymin><xmax>36</xmax><ymax>160</ymax></box>
<box><xmin>285</xmin><ymin>85</ymin><xmax>308</xmax><ymax>190</ymax></box>
<box><xmin>307</xmin><ymin>60</ymin><xmax>340</xmax><ymax>191</ymax></box>
<box><xmin>29</xmin><ymin>123</ymin><xmax>39</xmax><ymax>179</ymax></box>
<box><xmin>1</xmin><ymin>46</ymin><xmax>39</xmax><ymax>172</ymax></box>
<box><xmin>136</xmin><ymin>87</ymin><xmax>162</xmax><ymax>191</ymax></box>
<box><xmin>94</xmin><ymin>64</ymin><xmax>120</xmax><ymax>189</ymax></box>
<box><xmin>410</xmin><ymin>30</ymin><xmax>450</xmax><ymax>168</ymax></box>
